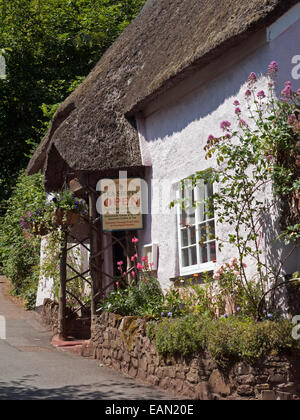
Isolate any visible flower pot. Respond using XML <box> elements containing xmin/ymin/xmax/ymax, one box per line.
<box><xmin>51</xmin><ymin>209</ymin><xmax>80</xmax><ymax>227</ymax></box>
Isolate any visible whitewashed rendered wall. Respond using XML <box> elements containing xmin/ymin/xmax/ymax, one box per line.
<box><xmin>35</xmin><ymin>236</ymin><xmax>55</xmax><ymax>309</ymax></box>
<box><xmin>137</xmin><ymin>10</ymin><xmax>300</xmax><ymax>290</ymax></box>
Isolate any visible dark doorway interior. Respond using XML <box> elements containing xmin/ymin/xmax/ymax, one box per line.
<box><xmin>112</xmin><ymin>231</ymin><xmax>127</xmax><ymax>277</ymax></box>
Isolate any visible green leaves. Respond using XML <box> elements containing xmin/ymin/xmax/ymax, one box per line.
<box><xmin>153</xmin><ymin>315</ymin><xmax>299</xmax><ymax>367</ymax></box>
<box><xmin>0</xmin><ymin>171</ymin><xmax>44</xmax><ymax>297</ymax></box>
<box><xmin>0</xmin><ymin>0</ymin><xmax>146</xmax><ymax>208</ymax></box>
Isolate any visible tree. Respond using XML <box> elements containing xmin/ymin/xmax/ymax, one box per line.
<box><xmin>0</xmin><ymin>0</ymin><xmax>146</xmax><ymax>210</ymax></box>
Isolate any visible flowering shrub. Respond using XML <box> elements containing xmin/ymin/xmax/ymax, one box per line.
<box><xmin>100</xmin><ymin>237</ymin><xmax>194</xmax><ymax>318</ymax></box>
<box><xmin>98</xmin><ymin>276</ymin><xmax>164</xmax><ymax>317</ymax></box>
<box><xmin>176</xmin><ymin>62</ymin><xmax>300</xmax><ymax>319</ymax></box>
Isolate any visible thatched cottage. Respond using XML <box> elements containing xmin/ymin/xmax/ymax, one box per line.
<box><xmin>28</xmin><ymin>0</ymin><xmax>300</xmax><ymax>301</ymax></box>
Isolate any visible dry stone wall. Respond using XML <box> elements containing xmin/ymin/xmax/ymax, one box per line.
<box><xmin>91</xmin><ymin>312</ymin><xmax>300</xmax><ymax>400</ymax></box>
<box><xmin>42</xmin><ymin>298</ymin><xmax>91</xmax><ymax>339</ymax></box>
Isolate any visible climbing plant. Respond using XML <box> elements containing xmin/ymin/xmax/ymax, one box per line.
<box><xmin>171</xmin><ymin>62</ymin><xmax>300</xmax><ymax>319</ymax></box>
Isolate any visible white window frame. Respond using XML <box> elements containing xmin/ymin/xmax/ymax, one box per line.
<box><xmin>177</xmin><ymin>180</ymin><xmax>217</xmax><ymax>276</ymax></box>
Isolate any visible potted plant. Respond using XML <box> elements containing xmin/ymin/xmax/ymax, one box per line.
<box><xmin>20</xmin><ymin>210</ymin><xmax>51</xmax><ymax>237</ymax></box>
<box><xmin>49</xmin><ymin>190</ymin><xmax>88</xmax><ymax>227</ymax></box>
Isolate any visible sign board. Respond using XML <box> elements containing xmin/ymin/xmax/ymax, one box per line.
<box><xmin>98</xmin><ymin>178</ymin><xmax>144</xmax><ymax>232</ymax></box>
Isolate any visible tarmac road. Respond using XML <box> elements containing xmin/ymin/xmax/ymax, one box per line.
<box><xmin>0</xmin><ymin>276</ymin><xmax>173</xmax><ymax>400</ymax></box>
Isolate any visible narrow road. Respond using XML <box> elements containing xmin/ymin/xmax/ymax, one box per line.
<box><xmin>0</xmin><ymin>277</ymin><xmax>172</xmax><ymax>400</ymax></box>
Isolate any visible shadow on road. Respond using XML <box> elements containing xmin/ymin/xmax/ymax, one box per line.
<box><xmin>0</xmin><ymin>375</ymin><xmax>167</xmax><ymax>400</ymax></box>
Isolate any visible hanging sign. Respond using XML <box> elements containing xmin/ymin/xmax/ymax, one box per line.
<box><xmin>97</xmin><ymin>178</ymin><xmax>144</xmax><ymax>232</ymax></box>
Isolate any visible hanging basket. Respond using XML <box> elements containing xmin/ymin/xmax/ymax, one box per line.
<box><xmin>51</xmin><ymin>208</ymin><xmax>80</xmax><ymax>227</ymax></box>
<box><xmin>26</xmin><ymin>222</ymin><xmax>50</xmax><ymax>237</ymax></box>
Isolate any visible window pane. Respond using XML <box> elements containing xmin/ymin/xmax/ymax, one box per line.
<box><xmin>190</xmin><ymin>246</ymin><xmax>197</xmax><ymax>266</ymax></box>
<box><xmin>199</xmin><ymin>243</ymin><xmax>208</xmax><ymax>264</ymax></box>
<box><xmin>182</xmin><ymin>246</ymin><xmax>197</xmax><ymax>267</ymax></box>
<box><xmin>208</xmin><ymin>220</ymin><xmax>215</xmax><ymax>241</ymax></box>
<box><xmin>181</xmin><ymin>226</ymin><xmax>196</xmax><ymax>247</ymax></box>
<box><xmin>199</xmin><ymin>222</ymin><xmax>207</xmax><ymax>242</ymax></box>
<box><xmin>203</xmin><ymin>183</ymin><xmax>213</xmax><ymax>219</ymax></box>
<box><xmin>181</xmin><ymin>229</ymin><xmax>188</xmax><ymax>247</ymax></box>
<box><xmin>206</xmin><ymin>182</ymin><xmax>213</xmax><ymax>199</ymax></box>
<box><xmin>209</xmin><ymin>241</ymin><xmax>217</xmax><ymax>262</ymax></box>
<box><xmin>182</xmin><ymin>248</ymin><xmax>189</xmax><ymax>267</ymax></box>
<box><xmin>197</xmin><ymin>184</ymin><xmax>205</xmax><ymax>222</ymax></box>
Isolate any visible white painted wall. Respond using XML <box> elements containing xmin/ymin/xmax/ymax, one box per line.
<box><xmin>136</xmin><ymin>13</ymin><xmax>300</xmax><ymax>290</ymax></box>
<box><xmin>36</xmin><ymin>236</ymin><xmax>55</xmax><ymax>308</ymax></box>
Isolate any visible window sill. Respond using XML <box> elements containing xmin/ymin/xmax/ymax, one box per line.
<box><xmin>179</xmin><ymin>261</ymin><xmax>217</xmax><ymax>277</ymax></box>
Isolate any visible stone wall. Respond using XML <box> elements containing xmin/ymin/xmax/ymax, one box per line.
<box><xmin>91</xmin><ymin>312</ymin><xmax>300</xmax><ymax>400</ymax></box>
<box><xmin>42</xmin><ymin>299</ymin><xmax>91</xmax><ymax>340</ymax></box>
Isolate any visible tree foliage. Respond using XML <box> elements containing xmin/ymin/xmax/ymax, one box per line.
<box><xmin>0</xmin><ymin>0</ymin><xmax>146</xmax><ymax>209</ymax></box>
<box><xmin>0</xmin><ymin>172</ymin><xmax>45</xmax><ymax>306</ymax></box>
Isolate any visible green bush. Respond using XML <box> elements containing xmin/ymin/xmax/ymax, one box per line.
<box><xmin>152</xmin><ymin>315</ymin><xmax>300</xmax><ymax>368</ymax></box>
<box><xmin>99</xmin><ymin>277</ymin><xmax>199</xmax><ymax>319</ymax></box>
<box><xmin>99</xmin><ymin>277</ymin><xmax>164</xmax><ymax>317</ymax></box>
<box><xmin>0</xmin><ymin>171</ymin><xmax>45</xmax><ymax>305</ymax></box>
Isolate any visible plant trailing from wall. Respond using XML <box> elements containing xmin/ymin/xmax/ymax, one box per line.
<box><xmin>171</xmin><ymin>62</ymin><xmax>300</xmax><ymax>320</ymax></box>
<box><xmin>0</xmin><ymin>172</ymin><xmax>45</xmax><ymax>307</ymax></box>
<box><xmin>151</xmin><ymin>314</ymin><xmax>300</xmax><ymax>368</ymax></box>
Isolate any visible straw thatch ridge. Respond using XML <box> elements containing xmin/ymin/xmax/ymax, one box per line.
<box><xmin>27</xmin><ymin>0</ymin><xmax>299</xmax><ymax>188</ymax></box>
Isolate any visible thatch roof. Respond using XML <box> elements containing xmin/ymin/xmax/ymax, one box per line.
<box><xmin>27</xmin><ymin>0</ymin><xmax>299</xmax><ymax>189</ymax></box>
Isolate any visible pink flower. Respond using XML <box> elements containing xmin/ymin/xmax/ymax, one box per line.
<box><xmin>267</xmin><ymin>61</ymin><xmax>278</xmax><ymax>75</ymax></box>
<box><xmin>115</xmin><ymin>282</ymin><xmax>119</xmax><ymax>287</ymax></box>
<box><xmin>117</xmin><ymin>261</ymin><xmax>123</xmax><ymax>266</ymax></box>
<box><xmin>220</xmin><ymin>121</ymin><xmax>231</xmax><ymax>131</ymax></box>
<box><xmin>235</xmin><ymin>107</ymin><xmax>241</xmax><ymax>115</ymax></box>
<box><xmin>131</xmin><ymin>271</ymin><xmax>136</xmax><ymax>278</ymax></box>
<box><xmin>207</xmin><ymin>134</ymin><xmax>215</xmax><ymax>142</ymax></box>
<box><xmin>268</xmin><ymin>82</ymin><xmax>275</xmax><ymax>88</ymax></box>
<box><xmin>131</xmin><ymin>254</ymin><xmax>138</xmax><ymax>262</ymax></box>
<box><xmin>239</xmin><ymin>119</ymin><xmax>248</xmax><ymax>128</ymax></box>
<box><xmin>242</xmin><ymin>263</ymin><xmax>247</xmax><ymax>268</ymax></box>
<box><xmin>233</xmin><ymin>100</ymin><xmax>240</xmax><ymax>106</ymax></box>
<box><xmin>248</xmin><ymin>72</ymin><xmax>257</xmax><ymax>84</ymax></box>
<box><xmin>281</xmin><ymin>82</ymin><xmax>293</xmax><ymax>98</ymax></box>
<box><xmin>233</xmin><ymin>271</ymin><xmax>240</xmax><ymax>276</ymax></box>
<box><xmin>297</xmin><ymin>89</ymin><xmax>300</xmax><ymax>96</ymax></box>
<box><xmin>257</xmin><ymin>90</ymin><xmax>266</xmax><ymax>98</ymax></box>
<box><xmin>225</xmin><ymin>133</ymin><xmax>232</xmax><ymax>139</ymax></box>
<box><xmin>266</xmin><ymin>154</ymin><xmax>274</xmax><ymax>161</ymax></box>
<box><xmin>213</xmin><ymin>273</ymin><xmax>220</xmax><ymax>280</ymax></box>
<box><xmin>288</xmin><ymin>114</ymin><xmax>296</xmax><ymax>125</ymax></box>
<box><xmin>132</xmin><ymin>237</ymin><xmax>139</xmax><ymax>244</ymax></box>
<box><xmin>141</xmin><ymin>257</ymin><xmax>148</xmax><ymax>262</ymax></box>
<box><xmin>245</xmin><ymin>89</ymin><xmax>251</xmax><ymax>97</ymax></box>
<box><xmin>136</xmin><ymin>263</ymin><xmax>143</xmax><ymax>270</ymax></box>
